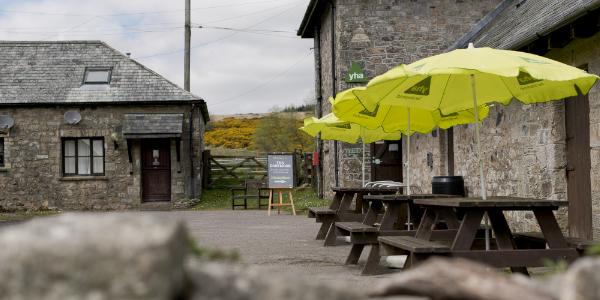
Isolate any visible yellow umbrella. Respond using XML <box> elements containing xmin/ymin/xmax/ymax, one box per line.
<box><xmin>300</xmin><ymin>112</ymin><xmax>402</xmax><ymax>144</ymax></box>
<box><xmin>332</xmin><ymin>86</ymin><xmax>490</xmax><ymax>199</ymax></box>
<box><xmin>352</xmin><ymin>44</ymin><xmax>599</xmax><ymax>249</ymax></box>
<box><xmin>300</xmin><ymin>112</ymin><xmax>402</xmax><ymax>186</ymax></box>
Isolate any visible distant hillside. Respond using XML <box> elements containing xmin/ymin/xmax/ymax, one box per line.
<box><xmin>205</xmin><ymin>111</ymin><xmax>314</xmax><ymax>152</ymax></box>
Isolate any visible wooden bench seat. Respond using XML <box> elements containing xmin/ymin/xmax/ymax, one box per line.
<box><xmin>514</xmin><ymin>232</ymin><xmax>597</xmax><ymax>252</ymax></box>
<box><xmin>308</xmin><ymin>207</ymin><xmax>335</xmax><ymax>218</ymax></box>
<box><xmin>336</xmin><ymin>222</ymin><xmax>378</xmax><ymax>233</ymax></box>
<box><xmin>378</xmin><ymin>236</ymin><xmax>451</xmax><ymax>253</ymax></box>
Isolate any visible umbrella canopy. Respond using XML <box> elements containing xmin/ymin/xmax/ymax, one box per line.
<box><xmin>355</xmin><ymin>47</ymin><xmax>598</xmax><ymax>114</ymax></box>
<box><xmin>350</xmin><ymin>44</ymin><xmax>599</xmax><ymax>249</ymax></box>
<box><xmin>300</xmin><ymin>112</ymin><xmax>401</xmax><ymax>144</ymax></box>
<box><xmin>332</xmin><ymin>86</ymin><xmax>490</xmax><ymax>134</ymax></box>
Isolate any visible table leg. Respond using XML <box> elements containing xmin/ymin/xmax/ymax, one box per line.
<box><xmin>487</xmin><ymin>209</ymin><xmax>529</xmax><ymax>275</ymax></box>
<box><xmin>345</xmin><ymin>244</ymin><xmax>365</xmax><ymax>265</ymax></box>
<box><xmin>361</xmin><ymin>244</ymin><xmax>381</xmax><ymax>275</ymax></box>
<box><xmin>324</xmin><ymin>222</ymin><xmax>338</xmax><ymax>246</ymax></box>
<box><xmin>362</xmin><ymin>200</ymin><xmax>383</xmax><ymax>225</ymax></box>
<box><xmin>330</xmin><ymin>192</ymin><xmax>342</xmax><ymax>210</ymax></box>
<box><xmin>339</xmin><ymin>192</ymin><xmax>356</xmax><ymax>211</ymax></box>
<box><xmin>316</xmin><ymin>215</ymin><xmax>333</xmax><ymax>240</ymax></box>
<box><xmin>415</xmin><ymin>208</ymin><xmax>438</xmax><ymax>240</ymax></box>
<box><xmin>355</xmin><ymin>192</ymin><xmax>365</xmax><ymax>214</ymax></box>
<box><xmin>534</xmin><ymin>209</ymin><xmax>569</xmax><ymax>249</ymax></box>
<box><xmin>380</xmin><ymin>202</ymin><xmax>402</xmax><ymax>230</ymax></box>
<box><xmin>452</xmin><ymin>209</ymin><xmax>484</xmax><ymax>250</ymax></box>
<box><xmin>438</xmin><ymin>208</ymin><xmax>460</xmax><ymax>229</ymax></box>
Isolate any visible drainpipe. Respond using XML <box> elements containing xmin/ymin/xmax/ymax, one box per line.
<box><xmin>330</xmin><ymin>0</ymin><xmax>339</xmax><ymax>187</ymax></box>
<box><xmin>314</xmin><ymin>25</ymin><xmax>324</xmax><ymax>198</ymax></box>
<box><xmin>189</xmin><ymin>103</ymin><xmax>196</xmax><ymax>199</ymax></box>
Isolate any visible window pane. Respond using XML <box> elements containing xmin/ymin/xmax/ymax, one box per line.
<box><xmin>65</xmin><ymin>157</ymin><xmax>76</xmax><ymax>174</ymax></box>
<box><xmin>64</xmin><ymin>140</ymin><xmax>76</xmax><ymax>156</ymax></box>
<box><xmin>78</xmin><ymin>139</ymin><xmax>90</xmax><ymax>156</ymax></box>
<box><xmin>93</xmin><ymin>157</ymin><xmax>104</xmax><ymax>174</ymax></box>
<box><xmin>85</xmin><ymin>70</ymin><xmax>110</xmax><ymax>83</ymax></box>
<box><xmin>78</xmin><ymin>157</ymin><xmax>91</xmax><ymax>175</ymax></box>
<box><xmin>93</xmin><ymin>140</ymin><xmax>103</xmax><ymax>156</ymax></box>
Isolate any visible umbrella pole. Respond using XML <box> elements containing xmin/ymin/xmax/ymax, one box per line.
<box><xmin>406</xmin><ymin>109</ymin><xmax>412</xmax><ymax>230</ymax></box>
<box><xmin>470</xmin><ymin>74</ymin><xmax>490</xmax><ymax>250</ymax></box>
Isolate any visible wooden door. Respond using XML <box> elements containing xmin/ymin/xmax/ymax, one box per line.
<box><xmin>565</xmin><ymin>93</ymin><xmax>592</xmax><ymax>239</ymax></box>
<box><xmin>142</xmin><ymin>139</ymin><xmax>171</xmax><ymax>202</ymax></box>
<box><xmin>370</xmin><ymin>140</ymin><xmax>403</xmax><ymax>182</ymax></box>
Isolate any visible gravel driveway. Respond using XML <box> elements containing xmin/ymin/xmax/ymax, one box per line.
<box><xmin>169</xmin><ymin>210</ymin><xmax>396</xmax><ymax>290</ymax></box>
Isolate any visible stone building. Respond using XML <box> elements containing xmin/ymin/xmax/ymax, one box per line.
<box><xmin>0</xmin><ymin>41</ymin><xmax>209</xmax><ymax>210</ymax></box>
<box><xmin>297</xmin><ymin>0</ymin><xmax>503</xmax><ymax>197</ymax></box>
<box><xmin>299</xmin><ymin>0</ymin><xmax>600</xmax><ymax>239</ymax></box>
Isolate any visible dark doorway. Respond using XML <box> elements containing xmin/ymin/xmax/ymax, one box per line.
<box><xmin>142</xmin><ymin>139</ymin><xmax>171</xmax><ymax>202</ymax></box>
<box><xmin>565</xmin><ymin>92</ymin><xmax>592</xmax><ymax>239</ymax></box>
<box><xmin>370</xmin><ymin>140</ymin><xmax>403</xmax><ymax>182</ymax></box>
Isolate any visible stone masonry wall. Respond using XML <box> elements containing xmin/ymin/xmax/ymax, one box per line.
<box><xmin>0</xmin><ymin>104</ymin><xmax>204</xmax><ymax>211</ymax></box>
<box><xmin>314</xmin><ymin>0</ymin><xmax>502</xmax><ymax>197</ymax></box>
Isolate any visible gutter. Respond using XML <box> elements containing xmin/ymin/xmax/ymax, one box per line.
<box><xmin>330</xmin><ymin>0</ymin><xmax>339</xmax><ymax>187</ymax></box>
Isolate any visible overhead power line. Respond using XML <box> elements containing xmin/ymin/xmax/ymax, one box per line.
<box><xmin>0</xmin><ymin>0</ymin><xmax>296</xmax><ymax>17</ymax></box>
<box><xmin>133</xmin><ymin>2</ymin><xmax>302</xmax><ymax>60</ymax></box>
<box><xmin>209</xmin><ymin>50</ymin><xmax>313</xmax><ymax>107</ymax></box>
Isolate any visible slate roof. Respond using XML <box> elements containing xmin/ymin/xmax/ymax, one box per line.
<box><xmin>122</xmin><ymin>113</ymin><xmax>183</xmax><ymax>138</ymax></box>
<box><xmin>0</xmin><ymin>40</ymin><xmax>208</xmax><ymax>120</ymax></box>
<box><xmin>454</xmin><ymin>0</ymin><xmax>600</xmax><ymax>50</ymax></box>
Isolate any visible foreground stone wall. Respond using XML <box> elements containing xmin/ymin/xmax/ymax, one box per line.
<box><xmin>0</xmin><ymin>104</ymin><xmax>204</xmax><ymax>211</ymax></box>
<box><xmin>313</xmin><ymin>0</ymin><xmax>502</xmax><ymax>197</ymax></box>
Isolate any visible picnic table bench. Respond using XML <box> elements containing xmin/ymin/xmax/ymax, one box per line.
<box><xmin>334</xmin><ymin>194</ymin><xmax>457</xmax><ymax>274</ymax></box>
<box><xmin>308</xmin><ymin>186</ymin><xmax>406</xmax><ymax>243</ymax></box>
<box><xmin>378</xmin><ymin>196</ymin><xmax>581</xmax><ymax>274</ymax></box>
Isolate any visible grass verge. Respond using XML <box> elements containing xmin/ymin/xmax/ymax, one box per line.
<box><xmin>193</xmin><ymin>187</ymin><xmax>329</xmax><ymax>214</ymax></box>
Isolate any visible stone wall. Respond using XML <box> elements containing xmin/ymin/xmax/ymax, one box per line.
<box><xmin>312</xmin><ymin>0</ymin><xmax>502</xmax><ymax>197</ymax></box>
<box><xmin>0</xmin><ymin>104</ymin><xmax>205</xmax><ymax>211</ymax></box>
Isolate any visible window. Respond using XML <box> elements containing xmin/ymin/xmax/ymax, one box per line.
<box><xmin>83</xmin><ymin>68</ymin><xmax>111</xmax><ymax>84</ymax></box>
<box><xmin>63</xmin><ymin>138</ymin><xmax>104</xmax><ymax>176</ymax></box>
<box><xmin>0</xmin><ymin>138</ymin><xmax>4</xmax><ymax>167</ymax></box>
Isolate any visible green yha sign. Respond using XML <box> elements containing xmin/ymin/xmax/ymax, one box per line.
<box><xmin>345</xmin><ymin>62</ymin><xmax>369</xmax><ymax>83</ymax></box>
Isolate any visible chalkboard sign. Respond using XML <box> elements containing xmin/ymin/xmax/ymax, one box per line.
<box><xmin>267</xmin><ymin>154</ymin><xmax>295</xmax><ymax>189</ymax></box>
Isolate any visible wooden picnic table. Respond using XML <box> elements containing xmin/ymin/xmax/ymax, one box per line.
<box><xmin>379</xmin><ymin>196</ymin><xmax>579</xmax><ymax>274</ymax></box>
<box><xmin>307</xmin><ymin>186</ymin><xmax>406</xmax><ymax>243</ymax></box>
<box><xmin>335</xmin><ymin>194</ymin><xmax>456</xmax><ymax>275</ymax></box>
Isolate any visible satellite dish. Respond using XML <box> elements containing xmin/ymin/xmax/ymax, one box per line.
<box><xmin>0</xmin><ymin>115</ymin><xmax>14</xmax><ymax>130</ymax></box>
<box><xmin>64</xmin><ymin>110</ymin><xmax>82</xmax><ymax>125</ymax></box>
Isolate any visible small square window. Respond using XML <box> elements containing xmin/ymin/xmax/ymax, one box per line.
<box><xmin>62</xmin><ymin>137</ymin><xmax>104</xmax><ymax>176</ymax></box>
<box><xmin>84</xmin><ymin>68</ymin><xmax>111</xmax><ymax>84</ymax></box>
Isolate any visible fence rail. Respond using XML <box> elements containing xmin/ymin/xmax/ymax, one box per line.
<box><xmin>202</xmin><ymin>151</ymin><xmax>314</xmax><ymax>189</ymax></box>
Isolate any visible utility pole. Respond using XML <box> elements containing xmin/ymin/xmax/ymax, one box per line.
<box><xmin>184</xmin><ymin>0</ymin><xmax>191</xmax><ymax>91</ymax></box>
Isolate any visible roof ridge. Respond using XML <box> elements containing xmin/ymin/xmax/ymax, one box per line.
<box><xmin>96</xmin><ymin>41</ymin><xmax>205</xmax><ymax>102</ymax></box>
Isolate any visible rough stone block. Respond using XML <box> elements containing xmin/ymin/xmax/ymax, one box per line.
<box><xmin>0</xmin><ymin>213</ymin><xmax>188</xmax><ymax>300</ymax></box>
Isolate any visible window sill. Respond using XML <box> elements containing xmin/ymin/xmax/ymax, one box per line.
<box><xmin>0</xmin><ymin>167</ymin><xmax>8</xmax><ymax>172</ymax></box>
<box><xmin>59</xmin><ymin>176</ymin><xmax>108</xmax><ymax>181</ymax></box>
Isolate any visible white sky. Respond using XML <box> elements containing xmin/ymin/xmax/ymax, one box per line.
<box><xmin>0</xmin><ymin>0</ymin><xmax>315</xmax><ymax>115</ymax></box>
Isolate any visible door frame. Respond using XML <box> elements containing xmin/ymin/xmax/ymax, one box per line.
<box><xmin>141</xmin><ymin>139</ymin><xmax>172</xmax><ymax>202</ymax></box>
<box><xmin>565</xmin><ymin>91</ymin><xmax>592</xmax><ymax>239</ymax></box>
